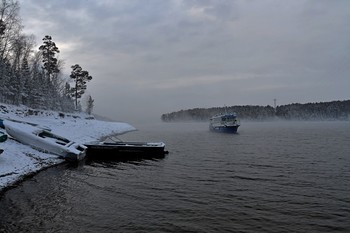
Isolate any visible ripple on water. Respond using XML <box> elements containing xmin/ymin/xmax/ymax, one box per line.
<box><xmin>0</xmin><ymin>121</ymin><xmax>350</xmax><ymax>232</ymax></box>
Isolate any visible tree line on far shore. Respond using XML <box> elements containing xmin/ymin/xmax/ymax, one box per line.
<box><xmin>0</xmin><ymin>0</ymin><xmax>94</xmax><ymax>114</ymax></box>
<box><xmin>161</xmin><ymin>100</ymin><xmax>350</xmax><ymax>122</ymax></box>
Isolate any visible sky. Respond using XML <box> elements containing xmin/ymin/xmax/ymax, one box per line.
<box><xmin>18</xmin><ymin>0</ymin><xmax>350</xmax><ymax>122</ymax></box>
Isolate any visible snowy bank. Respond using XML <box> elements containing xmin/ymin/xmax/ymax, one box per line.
<box><xmin>0</xmin><ymin>104</ymin><xmax>135</xmax><ymax>191</ymax></box>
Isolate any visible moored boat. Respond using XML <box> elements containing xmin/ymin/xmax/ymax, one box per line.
<box><xmin>209</xmin><ymin>112</ymin><xmax>240</xmax><ymax>133</ymax></box>
<box><xmin>85</xmin><ymin>137</ymin><xmax>168</xmax><ymax>160</ymax></box>
<box><xmin>0</xmin><ymin>119</ymin><xmax>86</xmax><ymax>161</ymax></box>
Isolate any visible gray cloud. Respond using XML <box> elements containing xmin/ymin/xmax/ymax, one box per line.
<box><xmin>19</xmin><ymin>0</ymin><xmax>350</xmax><ymax>122</ymax></box>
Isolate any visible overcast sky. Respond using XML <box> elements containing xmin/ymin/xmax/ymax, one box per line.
<box><xmin>18</xmin><ymin>0</ymin><xmax>350</xmax><ymax>122</ymax></box>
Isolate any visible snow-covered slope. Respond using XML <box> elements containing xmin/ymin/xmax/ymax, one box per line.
<box><xmin>0</xmin><ymin>104</ymin><xmax>135</xmax><ymax>191</ymax></box>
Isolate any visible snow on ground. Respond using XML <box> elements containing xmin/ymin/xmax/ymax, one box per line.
<box><xmin>0</xmin><ymin>104</ymin><xmax>135</xmax><ymax>191</ymax></box>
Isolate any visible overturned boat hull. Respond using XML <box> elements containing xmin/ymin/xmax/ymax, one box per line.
<box><xmin>1</xmin><ymin>120</ymin><xmax>86</xmax><ymax>161</ymax></box>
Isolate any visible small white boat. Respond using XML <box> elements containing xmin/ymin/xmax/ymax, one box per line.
<box><xmin>1</xmin><ymin>120</ymin><xmax>86</xmax><ymax>161</ymax></box>
<box><xmin>0</xmin><ymin>117</ymin><xmax>51</xmax><ymax>131</ymax></box>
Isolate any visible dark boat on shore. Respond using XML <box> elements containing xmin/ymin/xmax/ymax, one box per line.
<box><xmin>209</xmin><ymin>112</ymin><xmax>240</xmax><ymax>133</ymax></box>
<box><xmin>85</xmin><ymin>137</ymin><xmax>168</xmax><ymax>160</ymax></box>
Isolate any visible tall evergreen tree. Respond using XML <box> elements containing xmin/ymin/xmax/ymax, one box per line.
<box><xmin>38</xmin><ymin>35</ymin><xmax>60</xmax><ymax>80</ymax></box>
<box><xmin>30</xmin><ymin>52</ymin><xmax>45</xmax><ymax>109</ymax></box>
<box><xmin>1</xmin><ymin>60</ymin><xmax>13</xmax><ymax>103</ymax></box>
<box><xmin>60</xmin><ymin>82</ymin><xmax>75</xmax><ymax>112</ymax></box>
<box><xmin>69</xmin><ymin>64</ymin><xmax>92</xmax><ymax>109</ymax></box>
<box><xmin>38</xmin><ymin>35</ymin><xmax>63</xmax><ymax>109</ymax></box>
<box><xmin>0</xmin><ymin>19</ymin><xmax>5</xmax><ymax>35</ymax></box>
<box><xmin>21</xmin><ymin>57</ymin><xmax>31</xmax><ymax>105</ymax></box>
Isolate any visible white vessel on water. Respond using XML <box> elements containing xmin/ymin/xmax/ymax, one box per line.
<box><xmin>209</xmin><ymin>112</ymin><xmax>240</xmax><ymax>133</ymax></box>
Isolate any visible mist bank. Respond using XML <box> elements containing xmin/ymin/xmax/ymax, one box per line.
<box><xmin>161</xmin><ymin>100</ymin><xmax>350</xmax><ymax>122</ymax></box>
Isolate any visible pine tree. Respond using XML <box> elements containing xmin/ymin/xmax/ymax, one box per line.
<box><xmin>69</xmin><ymin>64</ymin><xmax>92</xmax><ymax>109</ymax></box>
<box><xmin>21</xmin><ymin>57</ymin><xmax>31</xmax><ymax>106</ymax></box>
<box><xmin>1</xmin><ymin>60</ymin><xmax>13</xmax><ymax>103</ymax></box>
<box><xmin>0</xmin><ymin>19</ymin><xmax>5</xmax><ymax>35</ymax></box>
<box><xmin>60</xmin><ymin>82</ymin><xmax>75</xmax><ymax>112</ymax></box>
<box><xmin>30</xmin><ymin>52</ymin><xmax>46</xmax><ymax>109</ymax></box>
<box><xmin>38</xmin><ymin>35</ymin><xmax>60</xmax><ymax>80</ymax></box>
<box><xmin>37</xmin><ymin>36</ymin><xmax>63</xmax><ymax>109</ymax></box>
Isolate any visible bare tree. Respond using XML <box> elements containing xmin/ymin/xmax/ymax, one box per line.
<box><xmin>0</xmin><ymin>0</ymin><xmax>22</xmax><ymax>61</ymax></box>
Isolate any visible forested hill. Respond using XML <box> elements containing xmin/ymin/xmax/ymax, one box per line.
<box><xmin>161</xmin><ymin>100</ymin><xmax>350</xmax><ymax>122</ymax></box>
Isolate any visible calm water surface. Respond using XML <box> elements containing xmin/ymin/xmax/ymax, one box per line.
<box><xmin>0</xmin><ymin>121</ymin><xmax>350</xmax><ymax>232</ymax></box>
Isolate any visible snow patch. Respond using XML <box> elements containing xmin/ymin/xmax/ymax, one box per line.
<box><xmin>0</xmin><ymin>104</ymin><xmax>135</xmax><ymax>191</ymax></box>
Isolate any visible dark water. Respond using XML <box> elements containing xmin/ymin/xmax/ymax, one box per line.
<box><xmin>1</xmin><ymin>121</ymin><xmax>350</xmax><ymax>232</ymax></box>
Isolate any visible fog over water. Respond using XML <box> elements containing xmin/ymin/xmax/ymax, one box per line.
<box><xmin>1</xmin><ymin>121</ymin><xmax>349</xmax><ymax>232</ymax></box>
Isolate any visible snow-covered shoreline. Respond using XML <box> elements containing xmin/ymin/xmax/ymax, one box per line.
<box><xmin>0</xmin><ymin>104</ymin><xmax>135</xmax><ymax>191</ymax></box>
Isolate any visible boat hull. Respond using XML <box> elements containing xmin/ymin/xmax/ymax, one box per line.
<box><xmin>85</xmin><ymin>142</ymin><xmax>167</xmax><ymax>161</ymax></box>
<box><xmin>209</xmin><ymin>125</ymin><xmax>239</xmax><ymax>133</ymax></box>
<box><xmin>2</xmin><ymin>120</ymin><xmax>86</xmax><ymax>162</ymax></box>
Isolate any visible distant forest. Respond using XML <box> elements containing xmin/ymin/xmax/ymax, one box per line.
<box><xmin>161</xmin><ymin>100</ymin><xmax>350</xmax><ymax>122</ymax></box>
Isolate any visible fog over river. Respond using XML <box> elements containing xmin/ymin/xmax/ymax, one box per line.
<box><xmin>1</xmin><ymin>121</ymin><xmax>349</xmax><ymax>232</ymax></box>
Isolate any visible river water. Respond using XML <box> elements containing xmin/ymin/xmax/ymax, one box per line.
<box><xmin>0</xmin><ymin>121</ymin><xmax>350</xmax><ymax>232</ymax></box>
